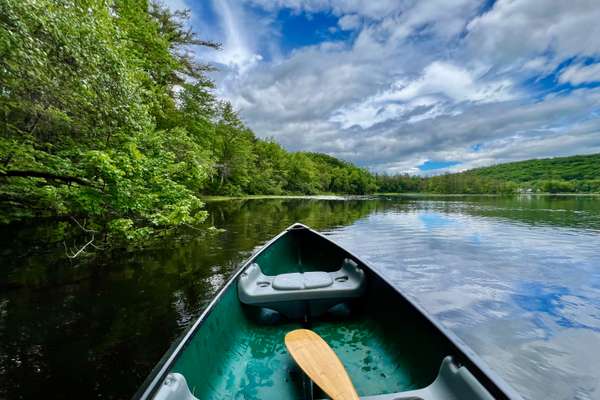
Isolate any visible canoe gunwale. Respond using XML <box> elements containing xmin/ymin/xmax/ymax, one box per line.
<box><xmin>134</xmin><ymin>222</ymin><xmax>522</xmax><ymax>400</ymax></box>
<box><xmin>133</xmin><ymin>224</ymin><xmax>293</xmax><ymax>400</ymax></box>
<box><xmin>307</xmin><ymin>226</ymin><xmax>523</xmax><ymax>400</ymax></box>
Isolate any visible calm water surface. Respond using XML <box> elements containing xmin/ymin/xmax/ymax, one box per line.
<box><xmin>1</xmin><ymin>196</ymin><xmax>599</xmax><ymax>399</ymax></box>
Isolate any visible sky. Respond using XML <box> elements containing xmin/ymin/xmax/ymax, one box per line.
<box><xmin>164</xmin><ymin>0</ymin><xmax>600</xmax><ymax>175</ymax></box>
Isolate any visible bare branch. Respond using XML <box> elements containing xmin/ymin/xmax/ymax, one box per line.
<box><xmin>64</xmin><ymin>234</ymin><xmax>95</xmax><ymax>259</ymax></box>
<box><xmin>70</xmin><ymin>216</ymin><xmax>97</xmax><ymax>233</ymax></box>
<box><xmin>89</xmin><ymin>242</ymin><xmax>105</xmax><ymax>250</ymax></box>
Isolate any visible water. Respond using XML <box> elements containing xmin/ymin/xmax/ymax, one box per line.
<box><xmin>1</xmin><ymin>196</ymin><xmax>599</xmax><ymax>399</ymax></box>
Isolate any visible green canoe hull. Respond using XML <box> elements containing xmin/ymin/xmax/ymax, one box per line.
<box><xmin>135</xmin><ymin>223</ymin><xmax>519</xmax><ymax>399</ymax></box>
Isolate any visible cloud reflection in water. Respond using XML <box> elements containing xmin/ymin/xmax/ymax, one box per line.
<box><xmin>328</xmin><ymin>202</ymin><xmax>600</xmax><ymax>400</ymax></box>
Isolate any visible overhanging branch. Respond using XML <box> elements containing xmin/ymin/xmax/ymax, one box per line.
<box><xmin>1</xmin><ymin>170</ymin><xmax>92</xmax><ymax>186</ymax></box>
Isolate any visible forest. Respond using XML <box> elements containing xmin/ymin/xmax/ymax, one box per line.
<box><xmin>0</xmin><ymin>0</ymin><xmax>375</xmax><ymax>245</ymax></box>
<box><xmin>376</xmin><ymin>153</ymin><xmax>600</xmax><ymax>194</ymax></box>
<box><xmin>1</xmin><ymin>1</ymin><xmax>598</xmax><ymax>248</ymax></box>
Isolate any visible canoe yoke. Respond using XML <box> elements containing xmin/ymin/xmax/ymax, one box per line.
<box><xmin>237</xmin><ymin>258</ymin><xmax>366</xmax><ymax>318</ymax></box>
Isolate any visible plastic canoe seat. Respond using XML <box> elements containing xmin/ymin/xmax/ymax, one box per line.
<box><xmin>237</xmin><ymin>259</ymin><xmax>365</xmax><ymax>317</ymax></box>
<box><xmin>273</xmin><ymin>271</ymin><xmax>333</xmax><ymax>290</ymax></box>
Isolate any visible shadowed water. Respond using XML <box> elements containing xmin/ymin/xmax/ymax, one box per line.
<box><xmin>1</xmin><ymin>196</ymin><xmax>599</xmax><ymax>399</ymax></box>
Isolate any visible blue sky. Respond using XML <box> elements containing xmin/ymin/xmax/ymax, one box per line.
<box><xmin>166</xmin><ymin>0</ymin><xmax>600</xmax><ymax>175</ymax></box>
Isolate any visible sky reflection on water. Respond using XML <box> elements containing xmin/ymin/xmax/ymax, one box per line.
<box><xmin>2</xmin><ymin>196</ymin><xmax>599</xmax><ymax>399</ymax></box>
<box><xmin>327</xmin><ymin>202</ymin><xmax>600</xmax><ymax>400</ymax></box>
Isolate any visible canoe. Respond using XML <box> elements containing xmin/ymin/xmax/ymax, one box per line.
<box><xmin>135</xmin><ymin>223</ymin><xmax>520</xmax><ymax>400</ymax></box>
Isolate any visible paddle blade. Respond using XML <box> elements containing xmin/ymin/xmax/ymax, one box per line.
<box><xmin>285</xmin><ymin>329</ymin><xmax>359</xmax><ymax>400</ymax></box>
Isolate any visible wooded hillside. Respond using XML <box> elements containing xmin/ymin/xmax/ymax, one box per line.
<box><xmin>376</xmin><ymin>153</ymin><xmax>600</xmax><ymax>194</ymax></box>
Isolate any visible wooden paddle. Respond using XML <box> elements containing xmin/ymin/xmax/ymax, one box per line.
<box><xmin>285</xmin><ymin>329</ymin><xmax>359</xmax><ymax>400</ymax></box>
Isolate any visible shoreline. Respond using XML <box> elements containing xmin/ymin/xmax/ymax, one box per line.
<box><xmin>201</xmin><ymin>194</ymin><xmax>347</xmax><ymax>202</ymax></box>
<box><xmin>201</xmin><ymin>192</ymin><xmax>600</xmax><ymax>201</ymax></box>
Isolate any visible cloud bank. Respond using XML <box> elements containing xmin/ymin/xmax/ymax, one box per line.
<box><xmin>167</xmin><ymin>0</ymin><xmax>600</xmax><ymax>174</ymax></box>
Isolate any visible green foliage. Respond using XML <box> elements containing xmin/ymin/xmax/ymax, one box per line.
<box><xmin>0</xmin><ymin>0</ymin><xmax>211</xmax><ymax>244</ymax></box>
<box><xmin>375</xmin><ymin>173</ymin><xmax>516</xmax><ymax>194</ymax></box>
<box><xmin>302</xmin><ymin>153</ymin><xmax>377</xmax><ymax>195</ymax></box>
<box><xmin>0</xmin><ymin>0</ymin><xmax>383</xmax><ymax>250</ymax></box>
<box><xmin>375</xmin><ymin>174</ymin><xmax>423</xmax><ymax>193</ymax></box>
<box><xmin>244</xmin><ymin>140</ymin><xmax>288</xmax><ymax>195</ymax></box>
<box><xmin>470</xmin><ymin>154</ymin><xmax>600</xmax><ymax>183</ymax></box>
<box><xmin>2</xmin><ymin>0</ymin><xmax>597</xmax><ymax>253</ymax></box>
<box><xmin>375</xmin><ymin>153</ymin><xmax>600</xmax><ymax>194</ymax></box>
<box><xmin>464</xmin><ymin>154</ymin><xmax>600</xmax><ymax>194</ymax></box>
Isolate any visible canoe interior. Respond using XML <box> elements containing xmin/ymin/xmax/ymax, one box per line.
<box><xmin>168</xmin><ymin>228</ymin><xmax>452</xmax><ymax>399</ymax></box>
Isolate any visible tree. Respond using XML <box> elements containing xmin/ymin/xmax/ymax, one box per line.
<box><xmin>0</xmin><ymin>0</ymin><xmax>216</xmax><ymax>248</ymax></box>
<box><xmin>208</xmin><ymin>102</ymin><xmax>256</xmax><ymax>195</ymax></box>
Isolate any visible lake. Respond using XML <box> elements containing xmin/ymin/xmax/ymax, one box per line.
<box><xmin>1</xmin><ymin>195</ymin><xmax>599</xmax><ymax>399</ymax></box>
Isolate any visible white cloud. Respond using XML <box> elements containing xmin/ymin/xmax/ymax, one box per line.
<box><xmin>466</xmin><ymin>0</ymin><xmax>600</xmax><ymax>68</ymax></box>
<box><xmin>381</xmin><ymin>62</ymin><xmax>512</xmax><ymax>104</ymax></box>
<box><xmin>559</xmin><ymin>63</ymin><xmax>600</xmax><ymax>85</ymax></box>
<box><xmin>364</xmin><ymin>88</ymin><xmax>600</xmax><ymax>171</ymax></box>
<box><xmin>210</xmin><ymin>0</ymin><xmax>263</xmax><ymax>73</ymax></box>
<box><xmin>331</xmin><ymin>61</ymin><xmax>515</xmax><ymax>129</ymax></box>
<box><xmin>338</xmin><ymin>14</ymin><xmax>361</xmax><ymax>31</ymax></box>
<box><xmin>381</xmin><ymin>0</ymin><xmax>480</xmax><ymax>42</ymax></box>
<box><xmin>187</xmin><ymin>0</ymin><xmax>600</xmax><ymax>173</ymax></box>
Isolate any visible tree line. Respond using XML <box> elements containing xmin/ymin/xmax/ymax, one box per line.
<box><xmin>375</xmin><ymin>174</ymin><xmax>518</xmax><ymax>194</ymax></box>
<box><xmin>1</xmin><ymin>1</ymin><xmax>598</xmax><ymax>249</ymax></box>
<box><xmin>0</xmin><ymin>0</ymin><xmax>376</xmax><ymax>246</ymax></box>
<box><xmin>376</xmin><ymin>171</ymin><xmax>600</xmax><ymax>195</ymax></box>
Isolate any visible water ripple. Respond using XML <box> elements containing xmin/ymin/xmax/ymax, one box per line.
<box><xmin>328</xmin><ymin>203</ymin><xmax>600</xmax><ymax>400</ymax></box>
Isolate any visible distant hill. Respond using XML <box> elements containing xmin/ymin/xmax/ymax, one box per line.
<box><xmin>467</xmin><ymin>153</ymin><xmax>600</xmax><ymax>182</ymax></box>
<box><xmin>376</xmin><ymin>153</ymin><xmax>600</xmax><ymax>194</ymax></box>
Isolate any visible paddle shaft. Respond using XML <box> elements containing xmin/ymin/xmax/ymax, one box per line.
<box><xmin>300</xmin><ymin>303</ymin><xmax>314</xmax><ymax>399</ymax></box>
